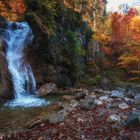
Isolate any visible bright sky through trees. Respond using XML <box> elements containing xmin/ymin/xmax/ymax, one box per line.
<box><xmin>107</xmin><ymin>0</ymin><xmax>140</xmax><ymax>12</ymax></box>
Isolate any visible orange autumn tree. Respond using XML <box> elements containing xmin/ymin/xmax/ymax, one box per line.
<box><xmin>0</xmin><ymin>0</ymin><xmax>26</xmax><ymax>21</ymax></box>
<box><xmin>111</xmin><ymin>8</ymin><xmax>140</xmax><ymax>81</ymax></box>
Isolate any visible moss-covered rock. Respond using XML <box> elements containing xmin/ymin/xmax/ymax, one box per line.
<box><xmin>24</xmin><ymin>0</ymin><xmax>92</xmax><ymax>87</ymax></box>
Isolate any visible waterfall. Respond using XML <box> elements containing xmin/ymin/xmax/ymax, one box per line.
<box><xmin>4</xmin><ymin>22</ymin><xmax>48</xmax><ymax>107</ymax></box>
<box><xmin>6</xmin><ymin>22</ymin><xmax>36</xmax><ymax>98</ymax></box>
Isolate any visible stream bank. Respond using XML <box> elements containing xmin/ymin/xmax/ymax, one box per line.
<box><xmin>0</xmin><ymin>85</ymin><xmax>140</xmax><ymax>139</ymax></box>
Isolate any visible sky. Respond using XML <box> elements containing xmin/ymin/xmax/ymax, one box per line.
<box><xmin>107</xmin><ymin>0</ymin><xmax>140</xmax><ymax>12</ymax></box>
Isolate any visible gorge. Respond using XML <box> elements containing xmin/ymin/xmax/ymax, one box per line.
<box><xmin>0</xmin><ymin>0</ymin><xmax>140</xmax><ymax>139</ymax></box>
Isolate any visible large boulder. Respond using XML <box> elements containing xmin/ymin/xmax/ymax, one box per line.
<box><xmin>37</xmin><ymin>83</ymin><xmax>57</xmax><ymax>97</ymax></box>
<box><xmin>0</xmin><ymin>38</ymin><xmax>13</xmax><ymax>99</ymax></box>
<box><xmin>80</xmin><ymin>97</ymin><xmax>96</xmax><ymax>110</ymax></box>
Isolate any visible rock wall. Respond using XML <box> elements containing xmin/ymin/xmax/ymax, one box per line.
<box><xmin>24</xmin><ymin>0</ymin><xmax>106</xmax><ymax>88</ymax></box>
<box><xmin>0</xmin><ymin>38</ymin><xmax>13</xmax><ymax>99</ymax></box>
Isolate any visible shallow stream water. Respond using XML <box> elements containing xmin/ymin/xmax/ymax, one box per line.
<box><xmin>0</xmin><ymin>95</ymin><xmax>62</xmax><ymax>134</ymax></box>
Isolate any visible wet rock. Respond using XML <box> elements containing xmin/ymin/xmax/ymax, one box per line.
<box><xmin>75</xmin><ymin>90</ymin><xmax>89</xmax><ymax>100</ymax></box>
<box><xmin>0</xmin><ymin>38</ymin><xmax>13</xmax><ymax>99</ymax></box>
<box><xmin>62</xmin><ymin>95</ymin><xmax>74</xmax><ymax>102</ymax></box>
<box><xmin>111</xmin><ymin>90</ymin><xmax>124</xmax><ymax>98</ymax></box>
<box><xmin>107</xmin><ymin>115</ymin><xmax>120</xmax><ymax>123</ymax></box>
<box><xmin>48</xmin><ymin>111</ymin><xmax>65</xmax><ymax>124</ymax></box>
<box><xmin>134</xmin><ymin>94</ymin><xmax>140</xmax><ymax>105</ymax></box>
<box><xmin>80</xmin><ymin>98</ymin><xmax>96</xmax><ymax>110</ymax></box>
<box><xmin>119</xmin><ymin>103</ymin><xmax>129</xmax><ymax>110</ymax></box>
<box><xmin>37</xmin><ymin>83</ymin><xmax>57</xmax><ymax>96</ymax></box>
<box><xmin>0</xmin><ymin>16</ymin><xmax>7</xmax><ymax>29</ymax></box>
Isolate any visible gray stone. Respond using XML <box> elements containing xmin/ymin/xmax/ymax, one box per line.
<box><xmin>94</xmin><ymin>99</ymin><xmax>103</xmax><ymax>106</ymax></box>
<box><xmin>132</xmin><ymin>108</ymin><xmax>140</xmax><ymax>116</ymax></box>
<box><xmin>62</xmin><ymin>95</ymin><xmax>74</xmax><ymax>102</ymax></box>
<box><xmin>107</xmin><ymin>115</ymin><xmax>120</xmax><ymax>123</ymax></box>
<box><xmin>119</xmin><ymin>103</ymin><xmax>129</xmax><ymax>110</ymax></box>
<box><xmin>80</xmin><ymin>98</ymin><xmax>96</xmax><ymax>110</ymax></box>
<box><xmin>94</xmin><ymin>89</ymin><xmax>104</xmax><ymax>94</ymax></box>
<box><xmin>75</xmin><ymin>90</ymin><xmax>88</xmax><ymax>100</ymax></box>
<box><xmin>111</xmin><ymin>90</ymin><xmax>124</xmax><ymax>98</ymax></box>
<box><xmin>48</xmin><ymin>111</ymin><xmax>65</xmax><ymax>124</ymax></box>
<box><xmin>99</xmin><ymin>95</ymin><xmax>109</xmax><ymax>101</ymax></box>
<box><xmin>124</xmin><ymin>115</ymin><xmax>140</xmax><ymax>127</ymax></box>
<box><xmin>134</xmin><ymin>94</ymin><xmax>140</xmax><ymax>105</ymax></box>
<box><xmin>37</xmin><ymin>83</ymin><xmax>57</xmax><ymax>96</ymax></box>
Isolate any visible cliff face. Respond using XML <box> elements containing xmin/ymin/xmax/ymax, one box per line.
<box><xmin>0</xmin><ymin>0</ymin><xmax>107</xmax><ymax>94</ymax></box>
<box><xmin>0</xmin><ymin>17</ymin><xmax>13</xmax><ymax>99</ymax></box>
<box><xmin>63</xmin><ymin>0</ymin><xmax>107</xmax><ymax>31</ymax></box>
<box><xmin>24</xmin><ymin>0</ymin><xmax>106</xmax><ymax>87</ymax></box>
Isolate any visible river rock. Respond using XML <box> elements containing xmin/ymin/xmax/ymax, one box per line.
<box><xmin>48</xmin><ymin>111</ymin><xmax>65</xmax><ymax>124</ymax></box>
<box><xmin>107</xmin><ymin>115</ymin><xmax>120</xmax><ymax>123</ymax></box>
<box><xmin>119</xmin><ymin>103</ymin><xmax>129</xmax><ymax>110</ymax></box>
<box><xmin>80</xmin><ymin>98</ymin><xmax>96</xmax><ymax>110</ymax></box>
<box><xmin>75</xmin><ymin>90</ymin><xmax>88</xmax><ymax>100</ymax></box>
<box><xmin>99</xmin><ymin>95</ymin><xmax>109</xmax><ymax>101</ymax></box>
<box><xmin>124</xmin><ymin>115</ymin><xmax>140</xmax><ymax>127</ymax></box>
<box><xmin>94</xmin><ymin>89</ymin><xmax>111</xmax><ymax>95</ymax></box>
<box><xmin>134</xmin><ymin>94</ymin><xmax>140</xmax><ymax>105</ymax></box>
<box><xmin>37</xmin><ymin>83</ymin><xmax>57</xmax><ymax>96</ymax></box>
<box><xmin>111</xmin><ymin>90</ymin><xmax>124</xmax><ymax>98</ymax></box>
<box><xmin>62</xmin><ymin>95</ymin><xmax>74</xmax><ymax>102</ymax></box>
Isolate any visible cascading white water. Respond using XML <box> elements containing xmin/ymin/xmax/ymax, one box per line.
<box><xmin>4</xmin><ymin>22</ymin><xmax>49</xmax><ymax>107</ymax></box>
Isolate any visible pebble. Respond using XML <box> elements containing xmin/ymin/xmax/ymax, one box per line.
<box><xmin>119</xmin><ymin>103</ymin><xmax>129</xmax><ymax>110</ymax></box>
<box><xmin>107</xmin><ymin>115</ymin><xmax>120</xmax><ymax>123</ymax></box>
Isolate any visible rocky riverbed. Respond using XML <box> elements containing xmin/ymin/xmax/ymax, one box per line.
<box><xmin>0</xmin><ymin>84</ymin><xmax>140</xmax><ymax>140</ymax></box>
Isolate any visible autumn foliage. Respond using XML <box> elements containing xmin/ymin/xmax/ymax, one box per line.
<box><xmin>0</xmin><ymin>0</ymin><xmax>26</xmax><ymax>21</ymax></box>
<box><xmin>110</xmin><ymin>8</ymin><xmax>140</xmax><ymax>81</ymax></box>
